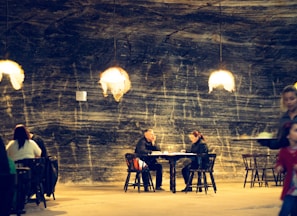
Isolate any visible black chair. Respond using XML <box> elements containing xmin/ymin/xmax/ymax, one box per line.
<box><xmin>264</xmin><ymin>154</ymin><xmax>281</xmax><ymax>186</ymax></box>
<box><xmin>15</xmin><ymin>158</ymin><xmax>47</xmax><ymax>208</ymax></box>
<box><xmin>266</xmin><ymin>154</ymin><xmax>285</xmax><ymax>186</ymax></box>
<box><xmin>242</xmin><ymin>154</ymin><xmax>257</xmax><ymax>188</ymax></box>
<box><xmin>185</xmin><ymin>153</ymin><xmax>217</xmax><ymax>194</ymax></box>
<box><xmin>123</xmin><ymin>153</ymin><xmax>155</xmax><ymax>192</ymax></box>
<box><xmin>0</xmin><ymin>173</ymin><xmax>16</xmax><ymax>216</ymax></box>
<box><xmin>242</xmin><ymin>154</ymin><xmax>272</xmax><ymax>188</ymax></box>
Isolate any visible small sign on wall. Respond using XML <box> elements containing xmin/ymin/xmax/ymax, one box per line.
<box><xmin>76</xmin><ymin>91</ymin><xmax>87</xmax><ymax>101</ymax></box>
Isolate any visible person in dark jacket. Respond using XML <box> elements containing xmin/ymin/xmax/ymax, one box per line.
<box><xmin>135</xmin><ymin>129</ymin><xmax>163</xmax><ymax>191</ymax></box>
<box><xmin>258</xmin><ymin>85</ymin><xmax>297</xmax><ymax>149</ymax></box>
<box><xmin>30</xmin><ymin>132</ymin><xmax>48</xmax><ymax>158</ymax></box>
<box><xmin>181</xmin><ymin>130</ymin><xmax>209</xmax><ymax>192</ymax></box>
<box><xmin>0</xmin><ymin>136</ymin><xmax>16</xmax><ymax>216</ymax></box>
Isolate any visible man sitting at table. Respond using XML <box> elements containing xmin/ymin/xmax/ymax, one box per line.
<box><xmin>181</xmin><ymin>130</ymin><xmax>209</xmax><ymax>192</ymax></box>
<box><xmin>135</xmin><ymin>129</ymin><xmax>164</xmax><ymax>191</ymax></box>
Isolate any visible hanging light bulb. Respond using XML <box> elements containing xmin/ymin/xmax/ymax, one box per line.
<box><xmin>208</xmin><ymin>69</ymin><xmax>235</xmax><ymax>93</ymax></box>
<box><xmin>98</xmin><ymin>0</ymin><xmax>131</xmax><ymax>102</ymax></box>
<box><xmin>208</xmin><ymin>2</ymin><xmax>235</xmax><ymax>93</ymax></box>
<box><xmin>98</xmin><ymin>66</ymin><xmax>131</xmax><ymax>102</ymax></box>
<box><xmin>1</xmin><ymin>0</ymin><xmax>25</xmax><ymax>90</ymax></box>
<box><xmin>0</xmin><ymin>59</ymin><xmax>25</xmax><ymax>90</ymax></box>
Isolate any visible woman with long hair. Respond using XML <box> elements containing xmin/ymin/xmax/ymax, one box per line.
<box><xmin>181</xmin><ymin>130</ymin><xmax>209</xmax><ymax>192</ymax></box>
<box><xmin>6</xmin><ymin>124</ymin><xmax>42</xmax><ymax>161</ymax></box>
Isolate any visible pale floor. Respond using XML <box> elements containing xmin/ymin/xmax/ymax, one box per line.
<box><xmin>20</xmin><ymin>179</ymin><xmax>283</xmax><ymax>216</ymax></box>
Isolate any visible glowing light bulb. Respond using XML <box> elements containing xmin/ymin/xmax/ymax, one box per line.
<box><xmin>0</xmin><ymin>59</ymin><xmax>25</xmax><ymax>90</ymax></box>
<box><xmin>208</xmin><ymin>69</ymin><xmax>235</xmax><ymax>93</ymax></box>
<box><xmin>98</xmin><ymin>66</ymin><xmax>131</xmax><ymax>102</ymax></box>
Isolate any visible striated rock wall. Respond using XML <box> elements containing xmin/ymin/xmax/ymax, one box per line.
<box><xmin>0</xmin><ymin>0</ymin><xmax>296</xmax><ymax>183</ymax></box>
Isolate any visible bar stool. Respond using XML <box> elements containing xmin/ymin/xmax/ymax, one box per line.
<box><xmin>123</xmin><ymin>153</ymin><xmax>155</xmax><ymax>192</ymax></box>
<box><xmin>185</xmin><ymin>153</ymin><xmax>217</xmax><ymax>194</ymax></box>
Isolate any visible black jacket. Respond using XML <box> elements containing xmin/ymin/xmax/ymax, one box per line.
<box><xmin>134</xmin><ymin>137</ymin><xmax>161</xmax><ymax>165</ymax></box>
<box><xmin>189</xmin><ymin>139</ymin><xmax>209</xmax><ymax>169</ymax></box>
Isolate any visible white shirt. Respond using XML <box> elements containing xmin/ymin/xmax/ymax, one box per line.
<box><xmin>6</xmin><ymin>139</ymin><xmax>42</xmax><ymax>161</ymax></box>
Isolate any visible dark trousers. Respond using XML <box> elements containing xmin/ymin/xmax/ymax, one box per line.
<box><xmin>182</xmin><ymin>164</ymin><xmax>201</xmax><ymax>186</ymax></box>
<box><xmin>279</xmin><ymin>195</ymin><xmax>297</xmax><ymax>216</ymax></box>
<box><xmin>142</xmin><ymin>163</ymin><xmax>162</xmax><ymax>188</ymax></box>
<box><xmin>0</xmin><ymin>174</ymin><xmax>15</xmax><ymax>216</ymax></box>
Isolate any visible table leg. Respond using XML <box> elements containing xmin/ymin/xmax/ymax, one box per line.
<box><xmin>168</xmin><ymin>159</ymin><xmax>176</xmax><ymax>193</ymax></box>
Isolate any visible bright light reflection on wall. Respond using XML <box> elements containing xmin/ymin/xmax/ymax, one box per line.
<box><xmin>294</xmin><ymin>82</ymin><xmax>297</xmax><ymax>89</ymax></box>
<box><xmin>0</xmin><ymin>59</ymin><xmax>25</xmax><ymax>90</ymax></box>
<box><xmin>98</xmin><ymin>66</ymin><xmax>131</xmax><ymax>102</ymax></box>
<box><xmin>208</xmin><ymin>69</ymin><xmax>235</xmax><ymax>93</ymax></box>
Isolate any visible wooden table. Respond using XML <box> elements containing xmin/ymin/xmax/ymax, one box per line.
<box><xmin>147</xmin><ymin>152</ymin><xmax>196</xmax><ymax>193</ymax></box>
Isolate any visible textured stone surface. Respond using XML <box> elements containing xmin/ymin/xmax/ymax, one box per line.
<box><xmin>0</xmin><ymin>0</ymin><xmax>296</xmax><ymax>183</ymax></box>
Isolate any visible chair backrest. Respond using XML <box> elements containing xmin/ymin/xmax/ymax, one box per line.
<box><xmin>242</xmin><ymin>154</ymin><xmax>268</xmax><ymax>170</ymax></box>
<box><xmin>266</xmin><ymin>154</ymin><xmax>277</xmax><ymax>168</ymax></box>
<box><xmin>195</xmin><ymin>153</ymin><xmax>216</xmax><ymax>171</ymax></box>
<box><xmin>206</xmin><ymin>153</ymin><xmax>216</xmax><ymax>172</ymax></box>
<box><xmin>15</xmin><ymin>158</ymin><xmax>46</xmax><ymax>184</ymax></box>
<box><xmin>253</xmin><ymin>154</ymin><xmax>268</xmax><ymax>169</ymax></box>
<box><xmin>125</xmin><ymin>153</ymin><xmax>140</xmax><ymax>171</ymax></box>
<box><xmin>242</xmin><ymin>154</ymin><xmax>255</xmax><ymax>170</ymax></box>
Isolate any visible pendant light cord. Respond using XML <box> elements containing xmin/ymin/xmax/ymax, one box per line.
<box><xmin>5</xmin><ymin>0</ymin><xmax>9</xmax><ymax>55</ymax></box>
<box><xmin>219</xmin><ymin>1</ymin><xmax>222</xmax><ymax>65</ymax></box>
<box><xmin>113</xmin><ymin>0</ymin><xmax>117</xmax><ymax>63</ymax></box>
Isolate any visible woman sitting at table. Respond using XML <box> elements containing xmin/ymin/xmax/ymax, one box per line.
<box><xmin>6</xmin><ymin>124</ymin><xmax>42</xmax><ymax>161</ymax></box>
<box><xmin>181</xmin><ymin>130</ymin><xmax>209</xmax><ymax>192</ymax></box>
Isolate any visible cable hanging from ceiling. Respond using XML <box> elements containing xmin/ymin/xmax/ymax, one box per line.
<box><xmin>0</xmin><ymin>0</ymin><xmax>25</xmax><ymax>90</ymax></box>
<box><xmin>208</xmin><ymin>1</ymin><xmax>235</xmax><ymax>93</ymax></box>
<box><xmin>98</xmin><ymin>0</ymin><xmax>131</xmax><ymax>102</ymax></box>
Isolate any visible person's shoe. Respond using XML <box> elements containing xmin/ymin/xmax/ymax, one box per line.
<box><xmin>181</xmin><ymin>187</ymin><xmax>192</xmax><ymax>192</ymax></box>
<box><xmin>198</xmin><ymin>188</ymin><xmax>203</xmax><ymax>192</ymax></box>
<box><xmin>144</xmin><ymin>187</ymin><xmax>149</xmax><ymax>192</ymax></box>
<box><xmin>155</xmin><ymin>187</ymin><xmax>165</xmax><ymax>191</ymax></box>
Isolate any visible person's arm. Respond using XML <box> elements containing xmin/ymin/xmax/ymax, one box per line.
<box><xmin>275</xmin><ymin>149</ymin><xmax>285</xmax><ymax>173</ymax></box>
<box><xmin>135</xmin><ymin>138</ymin><xmax>152</xmax><ymax>155</ymax></box>
<box><xmin>5</xmin><ymin>141</ymin><xmax>13</xmax><ymax>159</ymax></box>
<box><xmin>150</xmin><ymin>135</ymin><xmax>161</xmax><ymax>151</ymax></box>
<box><xmin>151</xmin><ymin>143</ymin><xmax>161</xmax><ymax>151</ymax></box>
<box><xmin>8</xmin><ymin>157</ymin><xmax>16</xmax><ymax>174</ymax></box>
<box><xmin>31</xmin><ymin>140</ymin><xmax>42</xmax><ymax>157</ymax></box>
<box><xmin>257</xmin><ymin>139</ymin><xmax>284</xmax><ymax>149</ymax></box>
<box><xmin>33</xmin><ymin>136</ymin><xmax>48</xmax><ymax>157</ymax></box>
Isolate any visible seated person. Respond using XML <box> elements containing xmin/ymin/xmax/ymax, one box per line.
<box><xmin>135</xmin><ymin>129</ymin><xmax>163</xmax><ymax>191</ymax></box>
<box><xmin>181</xmin><ymin>130</ymin><xmax>209</xmax><ymax>192</ymax></box>
<box><xmin>6</xmin><ymin>124</ymin><xmax>42</xmax><ymax>161</ymax></box>
<box><xmin>29</xmin><ymin>131</ymin><xmax>48</xmax><ymax>158</ymax></box>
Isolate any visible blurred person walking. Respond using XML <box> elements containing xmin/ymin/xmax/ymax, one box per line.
<box><xmin>275</xmin><ymin>120</ymin><xmax>297</xmax><ymax>216</ymax></box>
